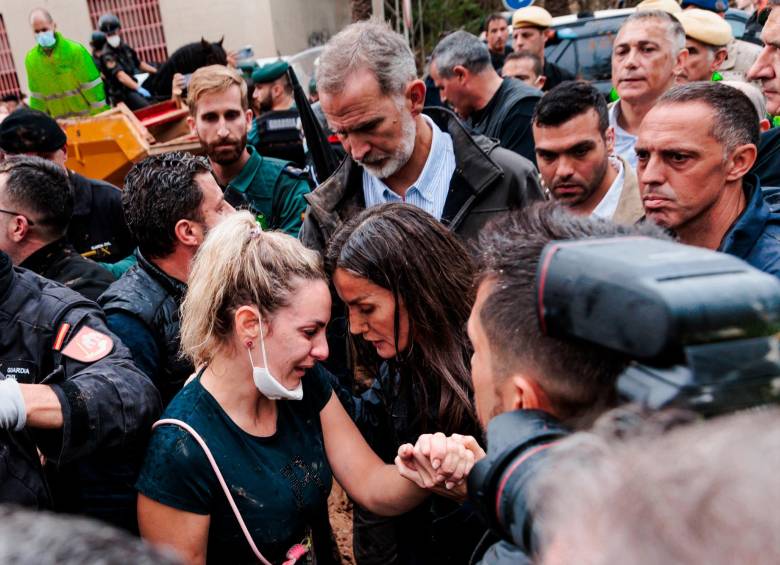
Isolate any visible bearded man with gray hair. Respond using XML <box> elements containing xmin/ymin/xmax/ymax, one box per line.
<box><xmin>300</xmin><ymin>19</ymin><xmax>543</xmax><ymax>254</ymax></box>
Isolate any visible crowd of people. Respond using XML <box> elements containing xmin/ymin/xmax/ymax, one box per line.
<box><xmin>0</xmin><ymin>1</ymin><xmax>779</xmax><ymax>564</ymax></box>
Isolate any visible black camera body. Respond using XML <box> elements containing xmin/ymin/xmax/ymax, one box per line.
<box><xmin>469</xmin><ymin>237</ymin><xmax>780</xmax><ymax>551</ymax></box>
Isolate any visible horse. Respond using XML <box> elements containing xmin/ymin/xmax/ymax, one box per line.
<box><xmin>143</xmin><ymin>38</ymin><xmax>228</xmax><ymax>99</ymax></box>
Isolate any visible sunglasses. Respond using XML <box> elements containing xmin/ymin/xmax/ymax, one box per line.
<box><xmin>0</xmin><ymin>208</ymin><xmax>34</xmax><ymax>226</ymax></box>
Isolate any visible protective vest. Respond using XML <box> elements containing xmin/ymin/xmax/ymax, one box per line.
<box><xmin>254</xmin><ymin>108</ymin><xmax>305</xmax><ymax>167</ymax></box>
<box><xmin>25</xmin><ymin>32</ymin><xmax>109</xmax><ymax>119</ymax></box>
<box><xmin>99</xmin><ymin>251</ymin><xmax>192</xmax><ymax>405</ymax></box>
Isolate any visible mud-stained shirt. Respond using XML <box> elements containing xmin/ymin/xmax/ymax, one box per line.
<box><xmin>136</xmin><ymin>365</ymin><xmax>333</xmax><ymax>564</ymax></box>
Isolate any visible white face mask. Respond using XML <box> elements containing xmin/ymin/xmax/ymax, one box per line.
<box><xmin>107</xmin><ymin>34</ymin><xmax>121</xmax><ymax>48</ymax></box>
<box><xmin>248</xmin><ymin>322</ymin><xmax>303</xmax><ymax>401</ymax></box>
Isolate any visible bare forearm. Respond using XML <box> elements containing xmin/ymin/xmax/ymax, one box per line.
<box><xmin>354</xmin><ymin>463</ymin><xmax>429</xmax><ymax>517</ymax></box>
<box><xmin>140</xmin><ymin>62</ymin><xmax>157</xmax><ymax>74</ymax></box>
<box><xmin>19</xmin><ymin>384</ymin><xmax>63</xmax><ymax>428</ymax></box>
<box><xmin>117</xmin><ymin>71</ymin><xmax>139</xmax><ymax>90</ymax></box>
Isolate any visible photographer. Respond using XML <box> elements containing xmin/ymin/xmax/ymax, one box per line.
<box><xmin>397</xmin><ymin>203</ymin><xmax>668</xmax><ymax>561</ymax></box>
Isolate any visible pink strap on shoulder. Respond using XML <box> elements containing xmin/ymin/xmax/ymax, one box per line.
<box><xmin>153</xmin><ymin>418</ymin><xmax>273</xmax><ymax>565</ymax></box>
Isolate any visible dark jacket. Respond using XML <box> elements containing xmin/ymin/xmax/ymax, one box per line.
<box><xmin>67</xmin><ymin>171</ymin><xmax>135</xmax><ymax>264</ymax></box>
<box><xmin>719</xmin><ymin>174</ymin><xmax>780</xmax><ymax>277</ymax></box>
<box><xmin>542</xmin><ymin>60</ymin><xmax>575</xmax><ymax>91</ymax></box>
<box><xmin>300</xmin><ymin>107</ymin><xmax>544</xmax><ymax>253</ymax></box>
<box><xmin>99</xmin><ymin>250</ymin><xmax>192</xmax><ymax>405</ymax></box>
<box><xmin>0</xmin><ymin>251</ymin><xmax>160</xmax><ymax>516</ymax></box>
<box><xmin>332</xmin><ymin>363</ymin><xmax>488</xmax><ymax>565</ymax></box>
<box><xmin>466</xmin><ymin>77</ymin><xmax>541</xmax><ymax>163</ymax></box>
<box><xmin>752</xmin><ymin>127</ymin><xmax>780</xmax><ymax>189</ymax></box>
<box><xmin>20</xmin><ymin>238</ymin><xmax>115</xmax><ymax>302</ymax></box>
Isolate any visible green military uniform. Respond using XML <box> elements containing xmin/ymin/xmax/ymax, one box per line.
<box><xmin>225</xmin><ymin>146</ymin><xmax>310</xmax><ymax>236</ymax></box>
<box><xmin>25</xmin><ymin>32</ymin><xmax>108</xmax><ymax>119</ymax></box>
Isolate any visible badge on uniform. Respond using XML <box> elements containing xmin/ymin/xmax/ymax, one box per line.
<box><xmin>57</xmin><ymin>326</ymin><xmax>114</xmax><ymax>363</ymax></box>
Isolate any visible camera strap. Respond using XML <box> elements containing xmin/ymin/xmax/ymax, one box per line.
<box><xmin>152</xmin><ymin>418</ymin><xmax>312</xmax><ymax>565</ymax></box>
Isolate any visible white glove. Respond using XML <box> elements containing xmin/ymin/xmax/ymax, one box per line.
<box><xmin>0</xmin><ymin>378</ymin><xmax>26</xmax><ymax>431</ymax></box>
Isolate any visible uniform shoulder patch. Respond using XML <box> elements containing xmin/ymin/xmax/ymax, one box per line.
<box><xmin>61</xmin><ymin>326</ymin><xmax>114</xmax><ymax>363</ymax></box>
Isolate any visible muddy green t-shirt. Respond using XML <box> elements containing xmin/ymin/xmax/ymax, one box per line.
<box><xmin>136</xmin><ymin>365</ymin><xmax>333</xmax><ymax>564</ymax></box>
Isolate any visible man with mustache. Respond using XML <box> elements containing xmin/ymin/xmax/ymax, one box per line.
<box><xmin>188</xmin><ymin>65</ymin><xmax>310</xmax><ymax>236</ymax></box>
<box><xmin>532</xmin><ymin>82</ymin><xmax>643</xmax><ymax>224</ymax></box>
<box><xmin>636</xmin><ymin>81</ymin><xmax>780</xmax><ymax>276</ymax></box>
<box><xmin>610</xmin><ymin>10</ymin><xmax>688</xmax><ymax>170</ymax></box>
<box><xmin>300</xmin><ymin>20</ymin><xmax>543</xmax><ymax>254</ymax></box>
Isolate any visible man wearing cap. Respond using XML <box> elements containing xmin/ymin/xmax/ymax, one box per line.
<box><xmin>248</xmin><ymin>60</ymin><xmax>305</xmax><ymax>167</ymax></box>
<box><xmin>188</xmin><ymin>65</ymin><xmax>309</xmax><ymax>236</ymax></box>
<box><xmin>610</xmin><ymin>10</ymin><xmax>688</xmax><ymax>170</ymax></box>
<box><xmin>676</xmin><ymin>9</ymin><xmax>732</xmax><ymax>83</ymax></box>
<box><xmin>96</xmin><ymin>13</ymin><xmax>156</xmax><ymax>110</ymax></box>
<box><xmin>511</xmin><ymin>6</ymin><xmax>574</xmax><ymax>91</ymax></box>
<box><xmin>0</xmin><ymin>155</ymin><xmax>114</xmax><ymax>302</ymax></box>
<box><xmin>429</xmin><ymin>31</ymin><xmax>541</xmax><ymax>163</ymax></box>
<box><xmin>0</xmin><ymin>108</ymin><xmax>135</xmax><ymax>272</ymax></box>
<box><xmin>25</xmin><ymin>8</ymin><xmax>108</xmax><ymax>119</ymax></box>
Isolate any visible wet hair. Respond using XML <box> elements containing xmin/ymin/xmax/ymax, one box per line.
<box><xmin>505</xmin><ymin>50</ymin><xmax>543</xmax><ymax>77</ymax></box>
<box><xmin>316</xmin><ymin>19</ymin><xmax>417</xmax><ymax>97</ymax></box>
<box><xmin>122</xmin><ymin>152</ymin><xmax>212</xmax><ymax>259</ymax></box>
<box><xmin>485</xmin><ymin>12</ymin><xmax>508</xmax><ymax>31</ymax></box>
<box><xmin>533</xmin><ymin>80</ymin><xmax>610</xmax><ymax>136</ymax></box>
<box><xmin>658</xmin><ymin>81</ymin><xmax>760</xmax><ymax>153</ymax></box>
<box><xmin>476</xmin><ymin>203</ymin><xmax>669</xmax><ymax>427</ymax></box>
<box><xmin>326</xmin><ymin>203</ymin><xmax>479</xmax><ymax>436</ymax></box>
<box><xmin>181</xmin><ymin>211</ymin><xmax>325</xmax><ymax>366</ymax></box>
<box><xmin>431</xmin><ymin>31</ymin><xmax>492</xmax><ymax>77</ymax></box>
<box><xmin>0</xmin><ymin>154</ymin><xmax>72</xmax><ymax>240</ymax></box>
<box><xmin>187</xmin><ymin>64</ymin><xmax>248</xmax><ymax>114</ymax></box>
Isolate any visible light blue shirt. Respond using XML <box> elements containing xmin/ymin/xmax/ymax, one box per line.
<box><xmin>609</xmin><ymin>102</ymin><xmax>638</xmax><ymax>171</ymax></box>
<box><xmin>362</xmin><ymin>115</ymin><xmax>455</xmax><ymax>220</ymax></box>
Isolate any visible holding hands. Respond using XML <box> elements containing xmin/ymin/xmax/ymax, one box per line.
<box><xmin>395</xmin><ymin>432</ymin><xmax>486</xmax><ymax>502</ymax></box>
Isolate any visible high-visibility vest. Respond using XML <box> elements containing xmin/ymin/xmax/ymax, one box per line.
<box><xmin>25</xmin><ymin>32</ymin><xmax>109</xmax><ymax>119</ymax></box>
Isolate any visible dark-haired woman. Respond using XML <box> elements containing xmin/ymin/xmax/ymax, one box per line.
<box><xmin>326</xmin><ymin>203</ymin><xmax>487</xmax><ymax>564</ymax></box>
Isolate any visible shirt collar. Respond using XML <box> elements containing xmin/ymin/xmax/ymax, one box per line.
<box><xmin>719</xmin><ymin>174</ymin><xmax>768</xmax><ymax>258</ymax></box>
<box><xmin>365</xmin><ymin>114</ymin><xmax>445</xmax><ymax>204</ymax></box>
<box><xmin>226</xmin><ymin>145</ymin><xmax>262</xmax><ymax>194</ymax></box>
<box><xmin>591</xmin><ymin>157</ymin><xmax>625</xmax><ymax>220</ymax></box>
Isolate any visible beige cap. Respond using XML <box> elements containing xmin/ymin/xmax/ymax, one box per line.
<box><xmin>512</xmin><ymin>6</ymin><xmax>553</xmax><ymax>29</ymax></box>
<box><xmin>635</xmin><ymin>0</ymin><xmax>683</xmax><ymax>13</ymax></box>
<box><xmin>677</xmin><ymin>9</ymin><xmax>733</xmax><ymax>46</ymax></box>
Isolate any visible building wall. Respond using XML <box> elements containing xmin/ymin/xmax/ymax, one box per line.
<box><xmin>0</xmin><ymin>0</ymin><xmax>349</xmax><ymax>96</ymax></box>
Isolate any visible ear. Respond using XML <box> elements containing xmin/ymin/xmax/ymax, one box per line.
<box><xmin>725</xmin><ymin>143</ymin><xmax>758</xmax><ymax>182</ymax></box>
<box><xmin>535</xmin><ymin>75</ymin><xmax>547</xmax><ymax>90</ymax></box>
<box><xmin>543</xmin><ymin>28</ymin><xmax>554</xmax><ymax>45</ymax></box>
<box><xmin>234</xmin><ymin>305</ymin><xmax>262</xmax><ymax>344</ymax></box>
<box><xmin>713</xmin><ymin>48</ymin><xmax>728</xmax><ymax>70</ymax></box>
<box><xmin>502</xmin><ymin>373</ymin><xmax>555</xmax><ymax>414</ymax></box>
<box><xmin>186</xmin><ymin>114</ymin><xmax>196</xmax><ymax>134</ymax></box>
<box><xmin>406</xmin><ymin>78</ymin><xmax>427</xmax><ymax>117</ymax></box>
<box><xmin>604</xmin><ymin>125</ymin><xmax>616</xmax><ymax>155</ymax></box>
<box><xmin>760</xmin><ymin>118</ymin><xmax>772</xmax><ymax>133</ymax></box>
<box><xmin>453</xmin><ymin>64</ymin><xmax>469</xmax><ymax>82</ymax></box>
<box><xmin>218</xmin><ymin>36</ymin><xmax>224</xmax><ymax>46</ymax></box>
<box><xmin>7</xmin><ymin>215</ymin><xmax>29</xmax><ymax>243</ymax></box>
<box><xmin>173</xmin><ymin>217</ymin><xmax>203</xmax><ymax>249</ymax></box>
<box><xmin>674</xmin><ymin>48</ymin><xmax>689</xmax><ymax>78</ymax></box>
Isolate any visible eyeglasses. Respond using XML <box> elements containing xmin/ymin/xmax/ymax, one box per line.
<box><xmin>0</xmin><ymin>208</ymin><xmax>34</xmax><ymax>226</ymax></box>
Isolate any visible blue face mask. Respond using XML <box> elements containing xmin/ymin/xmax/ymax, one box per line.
<box><xmin>35</xmin><ymin>31</ymin><xmax>56</xmax><ymax>49</ymax></box>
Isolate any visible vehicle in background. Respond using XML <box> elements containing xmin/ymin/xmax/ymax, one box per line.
<box><xmin>543</xmin><ymin>8</ymin><xmax>750</xmax><ymax>95</ymax></box>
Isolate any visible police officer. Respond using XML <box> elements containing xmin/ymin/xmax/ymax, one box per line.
<box><xmin>188</xmin><ymin>65</ymin><xmax>310</xmax><ymax>236</ymax></box>
<box><xmin>511</xmin><ymin>7</ymin><xmax>574</xmax><ymax>91</ymax></box>
<box><xmin>676</xmin><ymin>9</ymin><xmax>732</xmax><ymax>83</ymax></box>
<box><xmin>96</xmin><ymin>13</ymin><xmax>156</xmax><ymax>110</ymax></box>
<box><xmin>248</xmin><ymin>60</ymin><xmax>306</xmax><ymax>167</ymax></box>
<box><xmin>0</xmin><ymin>248</ymin><xmax>160</xmax><ymax>527</ymax></box>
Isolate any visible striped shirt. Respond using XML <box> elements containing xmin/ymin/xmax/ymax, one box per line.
<box><xmin>362</xmin><ymin>115</ymin><xmax>455</xmax><ymax>220</ymax></box>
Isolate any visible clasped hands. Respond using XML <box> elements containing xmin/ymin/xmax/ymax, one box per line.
<box><xmin>395</xmin><ymin>432</ymin><xmax>485</xmax><ymax>502</ymax></box>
